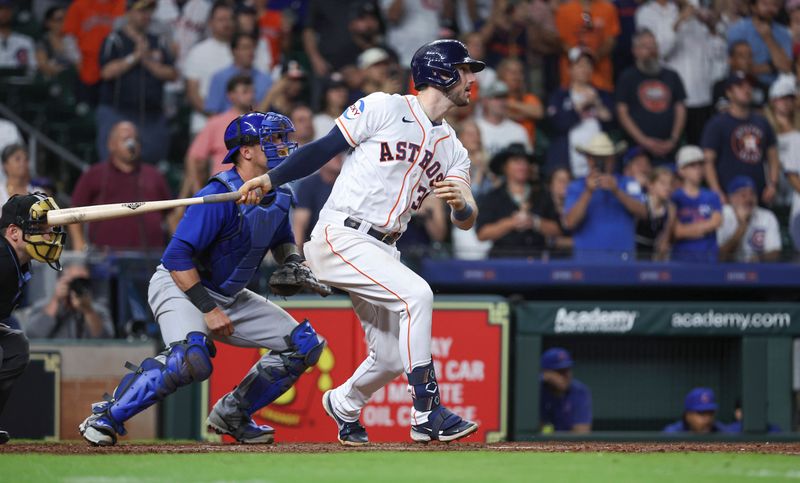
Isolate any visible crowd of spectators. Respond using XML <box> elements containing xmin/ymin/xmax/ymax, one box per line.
<box><xmin>0</xmin><ymin>0</ymin><xmax>799</xmax><ymax>266</ymax></box>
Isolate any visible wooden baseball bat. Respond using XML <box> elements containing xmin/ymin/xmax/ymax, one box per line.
<box><xmin>46</xmin><ymin>192</ymin><xmax>242</xmax><ymax>225</ymax></box>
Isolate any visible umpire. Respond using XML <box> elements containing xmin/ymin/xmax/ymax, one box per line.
<box><xmin>0</xmin><ymin>193</ymin><xmax>65</xmax><ymax>443</ymax></box>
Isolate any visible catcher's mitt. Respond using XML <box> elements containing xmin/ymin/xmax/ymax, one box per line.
<box><xmin>269</xmin><ymin>261</ymin><xmax>332</xmax><ymax>297</ymax></box>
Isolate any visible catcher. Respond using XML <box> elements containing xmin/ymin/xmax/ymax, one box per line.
<box><xmin>79</xmin><ymin>111</ymin><xmax>329</xmax><ymax>446</ymax></box>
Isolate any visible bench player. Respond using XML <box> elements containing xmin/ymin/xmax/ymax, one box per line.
<box><xmin>237</xmin><ymin>40</ymin><xmax>483</xmax><ymax>444</ymax></box>
<box><xmin>79</xmin><ymin>112</ymin><xmax>325</xmax><ymax>446</ymax></box>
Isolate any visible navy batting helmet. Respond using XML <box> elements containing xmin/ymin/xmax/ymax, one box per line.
<box><xmin>410</xmin><ymin>39</ymin><xmax>485</xmax><ymax>90</ymax></box>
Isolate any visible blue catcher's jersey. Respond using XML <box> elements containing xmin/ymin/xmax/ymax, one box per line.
<box><xmin>165</xmin><ymin>168</ymin><xmax>295</xmax><ymax>296</ymax></box>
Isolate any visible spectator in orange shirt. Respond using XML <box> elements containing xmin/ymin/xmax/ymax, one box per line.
<box><xmin>257</xmin><ymin>2</ymin><xmax>292</xmax><ymax>70</ymax></box>
<box><xmin>497</xmin><ymin>57</ymin><xmax>544</xmax><ymax>146</ymax></box>
<box><xmin>555</xmin><ymin>0</ymin><xmax>620</xmax><ymax>92</ymax></box>
<box><xmin>63</xmin><ymin>0</ymin><xmax>126</xmax><ymax>106</ymax></box>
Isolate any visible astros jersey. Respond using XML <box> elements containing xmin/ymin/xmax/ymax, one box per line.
<box><xmin>328</xmin><ymin>92</ymin><xmax>471</xmax><ymax>234</ymax></box>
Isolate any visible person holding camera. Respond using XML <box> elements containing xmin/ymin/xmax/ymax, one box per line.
<box><xmin>545</xmin><ymin>47</ymin><xmax>614</xmax><ymax>178</ymax></box>
<box><xmin>21</xmin><ymin>264</ymin><xmax>113</xmax><ymax>339</ymax></box>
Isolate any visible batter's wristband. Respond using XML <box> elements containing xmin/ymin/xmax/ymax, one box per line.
<box><xmin>185</xmin><ymin>282</ymin><xmax>217</xmax><ymax>314</ymax></box>
<box><xmin>453</xmin><ymin>204</ymin><xmax>474</xmax><ymax>221</ymax></box>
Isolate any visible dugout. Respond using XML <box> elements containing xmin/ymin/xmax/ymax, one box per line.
<box><xmin>512</xmin><ymin>302</ymin><xmax>797</xmax><ymax>439</ymax></box>
<box><xmin>423</xmin><ymin>259</ymin><xmax>800</xmax><ymax>440</ymax></box>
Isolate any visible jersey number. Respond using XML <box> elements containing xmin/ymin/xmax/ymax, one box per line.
<box><xmin>410</xmin><ymin>186</ymin><xmax>428</xmax><ymax>211</ymax></box>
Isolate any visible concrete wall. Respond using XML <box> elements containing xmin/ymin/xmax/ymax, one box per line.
<box><xmin>31</xmin><ymin>340</ymin><xmax>158</xmax><ymax>441</ymax></box>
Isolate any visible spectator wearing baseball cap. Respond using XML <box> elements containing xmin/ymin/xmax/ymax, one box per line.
<box><xmin>622</xmin><ymin>146</ymin><xmax>652</xmax><ymax>191</ymax></box>
<box><xmin>766</xmin><ymin>75</ymin><xmax>800</xmax><ymax>252</ymax></box>
<box><xmin>257</xmin><ymin>60</ymin><xmax>308</xmax><ymax>115</ymax></box>
<box><xmin>358</xmin><ymin>47</ymin><xmax>402</xmax><ymax>96</ymax></box>
<box><xmin>545</xmin><ymin>47</ymin><xmax>614</xmax><ymax>178</ymax></box>
<box><xmin>563</xmin><ymin>132</ymin><xmax>648</xmax><ymax>261</ymax></box>
<box><xmin>540</xmin><ymin>347</ymin><xmax>592</xmax><ymax>434</ymax></box>
<box><xmin>701</xmin><ymin>70</ymin><xmax>780</xmax><ymax>205</ymax></box>
<box><xmin>671</xmin><ymin>145</ymin><xmax>722</xmax><ymax>262</ymax></box>
<box><xmin>711</xmin><ymin>42</ymin><xmax>768</xmax><ymax>113</ymax></box>
<box><xmin>663</xmin><ymin>388</ymin><xmax>731</xmax><ymax>433</ymax></box>
<box><xmin>476</xmin><ymin>80</ymin><xmax>531</xmax><ymax>157</ymax></box>
<box><xmin>717</xmin><ymin>175</ymin><xmax>782</xmax><ymax>262</ymax></box>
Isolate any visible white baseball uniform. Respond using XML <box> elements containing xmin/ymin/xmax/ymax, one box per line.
<box><xmin>303</xmin><ymin>92</ymin><xmax>471</xmax><ymax>425</ymax></box>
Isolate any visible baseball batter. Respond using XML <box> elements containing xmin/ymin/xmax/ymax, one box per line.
<box><xmin>238</xmin><ymin>40</ymin><xmax>483</xmax><ymax>444</ymax></box>
<box><xmin>79</xmin><ymin>112</ymin><xmax>326</xmax><ymax>446</ymax></box>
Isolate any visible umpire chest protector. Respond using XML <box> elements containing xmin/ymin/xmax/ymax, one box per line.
<box><xmin>205</xmin><ymin>169</ymin><xmax>292</xmax><ymax>296</ymax></box>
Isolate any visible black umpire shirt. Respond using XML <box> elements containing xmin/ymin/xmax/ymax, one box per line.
<box><xmin>0</xmin><ymin>236</ymin><xmax>30</xmax><ymax>323</ymax></box>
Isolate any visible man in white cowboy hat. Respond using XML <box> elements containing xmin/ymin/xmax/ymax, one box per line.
<box><xmin>563</xmin><ymin>132</ymin><xmax>647</xmax><ymax>261</ymax></box>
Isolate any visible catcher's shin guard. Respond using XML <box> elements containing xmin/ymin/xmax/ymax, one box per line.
<box><xmin>233</xmin><ymin>320</ymin><xmax>324</xmax><ymax>413</ymax></box>
<box><xmin>80</xmin><ymin>332</ymin><xmax>215</xmax><ymax>445</ymax></box>
<box><xmin>407</xmin><ymin>362</ymin><xmax>478</xmax><ymax>443</ymax></box>
<box><xmin>208</xmin><ymin>321</ymin><xmax>324</xmax><ymax>442</ymax></box>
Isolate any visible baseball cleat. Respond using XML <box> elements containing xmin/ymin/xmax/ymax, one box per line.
<box><xmin>0</xmin><ymin>430</ymin><xmax>9</xmax><ymax>445</ymax></box>
<box><xmin>206</xmin><ymin>410</ymin><xmax>275</xmax><ymax>444</ymax></box>
<box><xmin>79</xmin><ymin>414</ymin><xmax>118</xmax><ymax>447</ymax></box>
<box><xmin>322</xmin><ymin>390</ymin><xmax>369</xmax><ymax>446</ymax></box>
<box><xmin>410</xmin><ymin>407</ymin><xmax>478</xmax><ymax>443</ymax></box>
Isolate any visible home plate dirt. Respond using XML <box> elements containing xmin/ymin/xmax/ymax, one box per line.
<box><xmin>2</xmin><ymin>442</ymin><xmax>799</xmax><ymax>455</ymax></box>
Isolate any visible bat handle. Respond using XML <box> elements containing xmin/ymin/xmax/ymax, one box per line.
<box><xmin>201</xmin><ymin>192</ymin><xmax>241</xmax><ymax>204</ymax></box>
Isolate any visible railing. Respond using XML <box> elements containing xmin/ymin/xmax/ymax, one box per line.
<box><xmin>0</xmin><ymin>102</ymin><xmax>88</xmax><ymax>175</ymax></box>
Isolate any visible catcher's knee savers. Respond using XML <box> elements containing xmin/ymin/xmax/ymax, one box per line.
<box><xmin>91</xmin><ymin>332</ymin><xmax>216</xmax><ymax>435</ymax></box>
<box><xmin>232</xmin><ymin>320</ymin><xmax>325</xmax><ymax>415</ymax></box>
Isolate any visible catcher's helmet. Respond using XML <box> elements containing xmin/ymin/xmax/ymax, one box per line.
<box><xmin>222</xmin><ymin>111</ymin><xmax>298</xmax><ymax>169</ymax></box>
<box><xmin>410</xmin><ymin>39</ymin><xmax>485</xmax><ymax>90</ymax></box>
<box><xmin>0</xmin><ymin>192</ymin><xmax>66</xmax><ymax>271</ymax></box>
<box><xmin>222</xmin><ymin>111</ymin><xmax>266</xmax><ymax>165</ymax></box>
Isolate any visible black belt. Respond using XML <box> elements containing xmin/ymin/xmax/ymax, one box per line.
<box><xmin>344</xmin><ymin>217</ymin><xmax>401</xmax><ymax>245</ymax></box>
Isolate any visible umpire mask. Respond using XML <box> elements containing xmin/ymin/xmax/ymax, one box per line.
<box><xmin>2</xmin><ymin>193</ymin><xmax>67</xmax><ymax>271</ymax></box>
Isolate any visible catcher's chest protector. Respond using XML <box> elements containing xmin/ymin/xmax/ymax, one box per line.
<box><xmin>207</xmin><ymin>170</ymin><xmax>293</xmax><ymax>295</ymax></box>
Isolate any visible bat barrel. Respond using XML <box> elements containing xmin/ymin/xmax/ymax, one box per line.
<box><xmin>45</xmin><ymin>191</ymin><xmax>241</xmax><ymax>226</ymax></box>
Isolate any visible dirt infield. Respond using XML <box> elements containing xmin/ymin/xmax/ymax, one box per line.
<box><xmin>2</xmin><ymin>441</ymin><xmax>800</xmax><ymax>455</ymax></box>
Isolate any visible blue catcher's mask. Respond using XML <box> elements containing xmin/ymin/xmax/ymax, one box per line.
<box><xmin>259</xmin><ymin>112</ymin><xmax>298</xmax><ymax>170</ymax></box>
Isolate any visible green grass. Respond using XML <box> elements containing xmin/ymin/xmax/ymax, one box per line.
<box><xmin>1</xmin><ymin>452</ymin><xmax>799</xmax><ymax>483</ymax></box>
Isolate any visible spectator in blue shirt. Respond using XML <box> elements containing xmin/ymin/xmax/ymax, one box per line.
<box><xmin>563</xmin><ymin>133</ymin><xmax>647</xmax><ymax>261</ymax></box>
<box><xmin>701</xmin><ymin>71</ymin><xmax>780</xmax><ymax>205</ymax></box>
<box><xmin>671</xmin><ymin>145</ymin><xmax>723</xmax><ymax>262</ymax></box>
<box><xmin>540</xmin><ymin>347</ymin><xmax>592</xmax><ymax>433</ymax></box>
<box><xmin>205</xmin><ymin>32</ymin><xmax>272</xmax><ymax>115</ymax></box>
<box><xmin>664</xmin><ymin>387</ymin><xmax>731</xmax><ymax>433</ymax></box>
<box><xmin>727</xmin><ymin>0</ymin><xmax>793</xmax><ymax>86</ymax></box>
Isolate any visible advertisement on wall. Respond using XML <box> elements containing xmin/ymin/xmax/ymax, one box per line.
<box><xmin>517</xmin><ymin>302</ymin><xmax>800</xmax><ymax>335</ymax></box>
<box><xmin>204</xmin><ymin>298</ymin><xmax>509</xmax><ymax>443</ymax></box>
